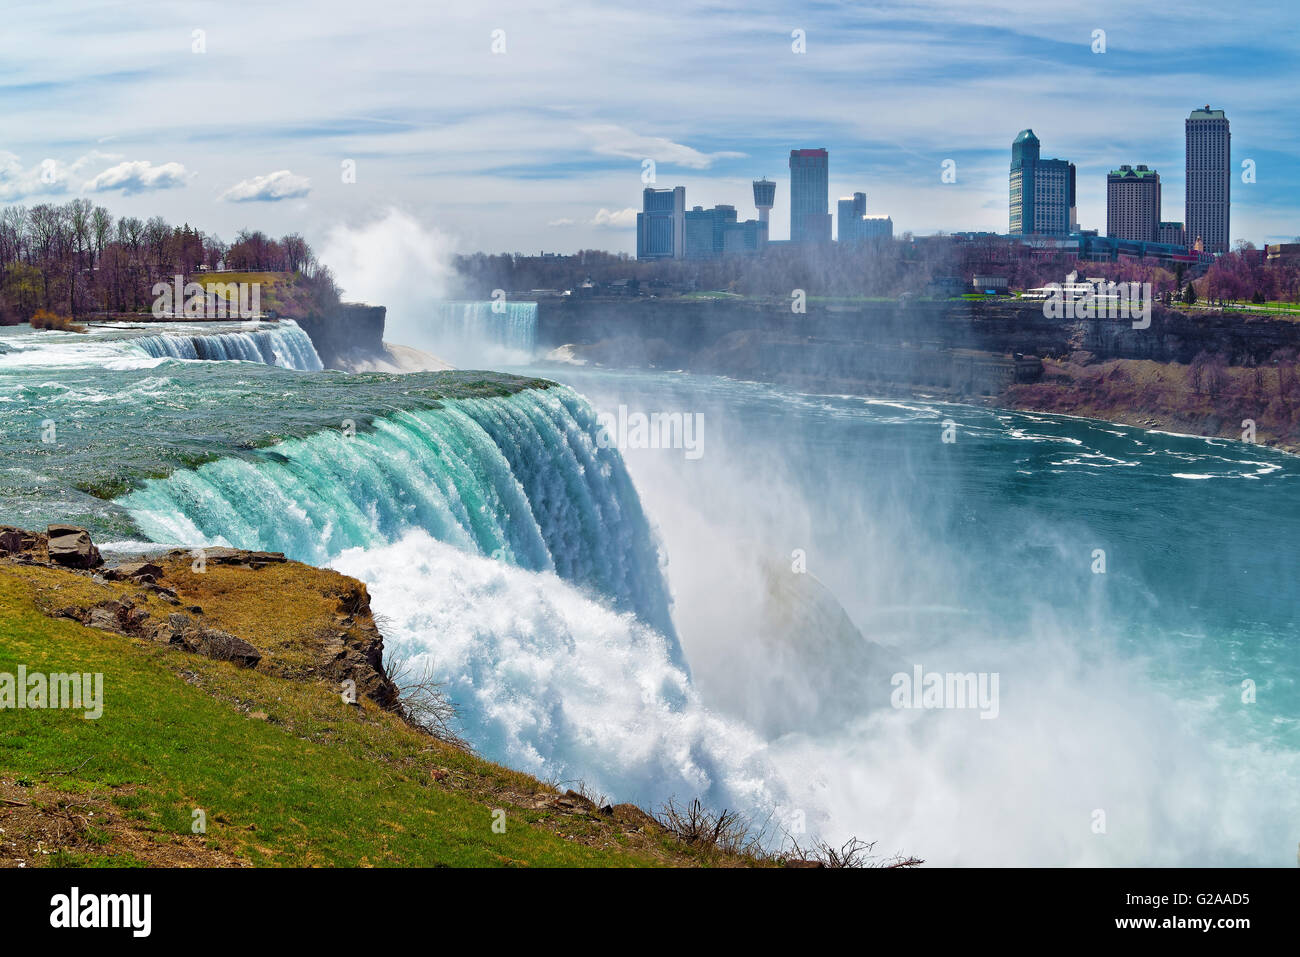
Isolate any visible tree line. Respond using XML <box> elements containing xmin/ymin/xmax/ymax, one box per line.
<box><xmin>454</xmin><ymin>236</ymin><xmax>1300</xmax><ymax>307</ymax></box>
<box><xmin>0</xmin><ymin>199</ymin><xmax>338</xmax><ymax>323</ymax></box>
<box><xmin>453</xmin><ymin>237</ymin><xmax>960</xmax><ymax>300</ymax></box>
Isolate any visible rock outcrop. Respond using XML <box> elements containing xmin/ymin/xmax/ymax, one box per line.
<box><xmin>46</xmin><ymin>524</ymin><xmax>103</xmax><ymax>569</ymax></box>
<box><xmin>1</xmin><ymin>526</ymin><xmax>399</xmax><ymax>709</ymax></box>
<box><xmin>537</xmin><ymin>296</ymin><xmax>1300</xmax><ymax>400</ymax></box>
<box><xmin>0</xmin><ymin>524</ymin><xmax>104</xmax><ymax>569</ymax></box>
<box><xmin>296</xmin><ymin>302</ymin><xmax>388</xmax><ymax>370</ymax></box>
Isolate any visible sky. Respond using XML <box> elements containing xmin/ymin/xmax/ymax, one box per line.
<box><xmin>2</xmin><ymin>0</ymin><xmax>1298</xmax><ymax>286</ymax></box>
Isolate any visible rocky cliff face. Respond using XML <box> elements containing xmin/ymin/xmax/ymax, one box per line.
<box><xmin>538</xmin><ymin>297</ymin><xmax>1300</xmax><ymax>399</ymax></box>
<box><xmin>1073</xmin><ymin>307</ymin><xmax>1300</xmax><ymax>364</ymax></box>
<box><xmin>296</xmin><ymin>302</ymin><xmax>388</xmax><ymax>369</ymax></box>
<box><xmin>538</xmin><ymin>297</ymin><xmax>1044</xmax><ymax>398</ymax></box>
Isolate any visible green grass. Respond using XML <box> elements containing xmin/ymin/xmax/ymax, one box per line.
<box><xmin>678</xmin><ymin>290</ymin><xmax>745</xmax><ymax>300</ymax></box>
<box><xmin>805</xmin><ymin>295</ymin><xmax>900</xmax><ymax>303</ymax></box>
<box><xmin>1187</xmin><ymin>299</ymin><xmax>1300</xmax><ymax>316</ymax></box>
<box><xmin>0</xmin><ymin>571</ymin><xmax>688</xmax><ymax>867</ymax></box>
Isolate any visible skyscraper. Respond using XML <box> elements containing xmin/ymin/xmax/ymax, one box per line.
<box><xmin>1185</xmin><ymin>105</ymin><xmax>1230</xmax><ymax>255</ymax></box>
<box><xmin>860</xmin><ymin>215</ymin><xmax>892</xmax><ymax>241</ymax></box>
<box><xmin>684</xmin><ymin>204</ymin><xmax>737</xmax><ymax>259</ymax></box>
<box><xmin>835</xmin><ymin>191</ymin><xmax>866</xmax><ymax>241</ymax></box>
<box><xmin>1009</xmin><ymin>130</ymin><xmax>1076</xmax><ymax>236</ymax></box>
<box><xmin>684</xmin><ymin>204</ymin><xmax>765</xmax><ymax>258</ymax></box>
<box><xmin>1107</xmin><ymin>165</ymin><xmax>1161</xmax><ymax>242</ymax></box>
<box><xmin>789</xmin><ymin>149</ymin><xmax>830</xmax><ymax>244</ymax></box>
<box><xmin>636</xmin><ymin>186</ymin><xmax>686</xmax><ymax>260</ymax></box>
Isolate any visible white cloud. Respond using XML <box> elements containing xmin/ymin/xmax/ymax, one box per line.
<box><xmin>582</xmin><ymin>124</ymin><xmax>745</xmax><ymax>170</ymax></box>
<box><xmin>590</xmin><ymin>207</ymin><xmax>638</xmax><ymax>228</ymax></box>
<box><xmin>84</xmin><ymin>159</ymin><xmax>189</xmax><ymax>194</ymax></box>
<box><xmin>550</xmin><ymin>207</ymin><xmax>639</xmax><ymax>230</ymax></box>
<box><xmin>0</xmin><ymin>152</ymin><xmax>63</xmax><ymax>200</ymax></box>
<box><xmin>0</xmin><ymin>150</ymin><xmax>133</xmax><ymax>200</ymax></box>
<box><xmin>219</xmin><ymin>170</ymin><xmax>311</xmax><ymax>203</ymax></box>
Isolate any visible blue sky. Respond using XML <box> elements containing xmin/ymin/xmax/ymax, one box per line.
<box><xmin>2</xmin><ymin>0</ymin><xmax>1297</xmax><ymax>285</ymax></box>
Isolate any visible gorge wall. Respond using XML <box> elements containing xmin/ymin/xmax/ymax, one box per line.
<box><xmin>296</xmin><ymin>302</ymin><xmax>388</xmax><ymax>369</ymax></box>
<box><xmin>537</xmin><ymin>297</ymin><xmax>1300</xmax><ymax>399</ymax></box>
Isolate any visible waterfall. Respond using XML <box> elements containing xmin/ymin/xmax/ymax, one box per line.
<box><xmin>134</xmin><ymin>319</ymin><xmax>324</xmax><ymax>371</ymax></box>
<box><xmin>415</xmin><ymin>301</ymin><xmax>537</xmax><ymax>367</ymax></box>
<box><xmin>116</xmin><ymin>383</ymin><xmax>681</xmax><ymax>665</ymax></box>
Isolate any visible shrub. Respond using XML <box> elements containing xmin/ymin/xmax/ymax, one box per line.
<box><xmin>785</xmin><ymin>835</ymin><xmax>925</xmax><ymax>868</ymax></box>
<box><xmin>30</xmin><ymin>309</ymin><xmax>87</xmax><ymax>333</ymax></box>
<box><xmin>383</xmin><ymin>650</ymin><xmax>469</xmax><ymax>750</ymax></box>
<box><xmin>656</xmin><ymin>797</ymin><xmax>752</xmax><ymax>855</ymax></box>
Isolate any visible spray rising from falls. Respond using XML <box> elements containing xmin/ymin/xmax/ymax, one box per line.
<box><xmin>117</xmin><ymin>383</ymin><xmax>681</xmax><ymax>665</ymax></box>
<box><xmin>133</xmin><ymin>319</ymin><xmax>323</xmax><ymax>370</ymax></box>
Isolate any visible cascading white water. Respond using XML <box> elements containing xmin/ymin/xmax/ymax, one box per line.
<box><xmin>332</xmin><ymin>531</ymin><xmax>780</xmax><ymax>815</ymax></box>
<box><xmin>114</xmin><ymin>378</ymin><xmax>790</xmax><ymax>821</ymax></box>
<box><xmin>117</xmin><ymin>383</ymin><xmax>681</xmax><ymax>664</ymax></box>
<box><xmin>416</xmin><ymin>301</ymin><xmax>537</xmax><ymax>368</ymax></box>
<box><xmin>134</xmin><ymin>319</ymin><xmax>323</xmax><ymax>370</ymax></box>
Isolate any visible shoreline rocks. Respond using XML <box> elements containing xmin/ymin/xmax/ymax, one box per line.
<box><xmin>1</xmin><ymin>525</ymin><xmax>398</xmax><ymax>710</ymax></box>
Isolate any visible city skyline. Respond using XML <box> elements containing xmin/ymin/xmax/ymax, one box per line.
<box><xmin>3</xmin><ymin>0</ymin><xmax>1297</xmax><ymax>269</ymax></box>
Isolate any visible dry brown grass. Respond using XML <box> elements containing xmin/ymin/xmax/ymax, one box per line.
<box><xmin>30</xmin><ymin>309</ymin><xmax>87</xmax><ymax>333</ymax></box>
<box><xmin>160</xmin><ymin>558</ymin><xmax>368</xmax><ymax>674</ymax></box>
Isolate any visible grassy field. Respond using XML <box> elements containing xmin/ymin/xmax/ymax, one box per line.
<box><xmin>0</xmin><ymin>567</ymin><xmax>722</xmax><ymax>868</ymax></box>
<box><xmin>1185</xmin><ymin>300</ymin><xmax>1300</xmax><ymax>317</ymax></box>
<box><xmin>187</xmin><ymin>270</ymin><xmax>316</xmax><ymax>318</ymax></box>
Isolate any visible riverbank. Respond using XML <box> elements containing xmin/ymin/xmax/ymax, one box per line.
<box><xmin>534</xmin><ymin>296</ymin><xmax>1300</xmax><ymax>454</ymax></box>
<box><xmin>1004</xmin><ymin>357</ymin><xmax>1300</xmax><ymax>454</ymax></box>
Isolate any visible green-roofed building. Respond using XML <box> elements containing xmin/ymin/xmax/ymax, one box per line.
<box><xmin>1107</xmin><ymin>164</ymin><xmax>1161</xmax><ymax>243</ymax></box>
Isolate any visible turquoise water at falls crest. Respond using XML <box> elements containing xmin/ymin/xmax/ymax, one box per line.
<box><xmin>117</xmin><ymin>383</ymin><xmax>683</xmax><ymax>666</ymax></box>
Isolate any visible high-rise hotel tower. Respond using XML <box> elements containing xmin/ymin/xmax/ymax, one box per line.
<box><xmin>789</xmin><ymin>149</ymin><xmax>831</xmax><ymax>244</ymax></box>
<box><xmin>1185</xmin><ymin>106</ymin><xmax>1230</xmax><ymax>254</ymax></box>
<box><xmin>1009</xmin><ymin>130</ymin><xmax>1076</xmax><ymax>236</ymax></box>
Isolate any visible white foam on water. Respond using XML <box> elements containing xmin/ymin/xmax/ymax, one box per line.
<box><xmin>331</xmin><ymin>531</ymin><xmax>780</xmax><ymax>816</ymax></box>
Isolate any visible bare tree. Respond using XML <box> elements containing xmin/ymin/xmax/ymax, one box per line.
<box><xmin>383</xmin><ymin>650</ymin><xmax>468</xmax><ymax>750</ymax></box>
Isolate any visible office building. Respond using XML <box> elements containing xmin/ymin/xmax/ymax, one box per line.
<box><xmin>684</xmin><ymin>204</ymin><xmax>736</xmax><ymax>259</ymax></box>
<box><xmin>859</xmin><ymin>215</ymin><xmax>893</xmax><ymax>241</ymax></box>
<box><xmin>684</xmin><ymin>203</ymin><xmax>766</xmax><ymax>258</ymax></box>
<box><xmin>837</xmin><ymin>192</ymin><xmax>867</xmax><ymax>241</ymax></box>
<box><xmin>837</xmin><ymin>192</ymin><xmax>892</xmax><ymax>243</ymax></box>
<box><xmin>1158</xmin><ymin>221</ymin><xmax>1186</xmax><ymax>247</ymax></box>
<box><xmin>636</xmin><ymin>186</ymin><xmax>686</xmax><ymax>260</ymax></box>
